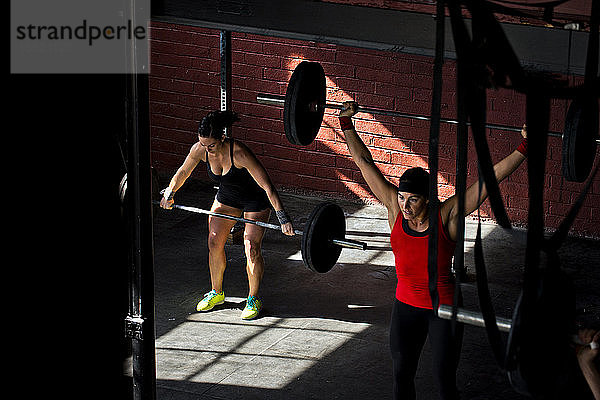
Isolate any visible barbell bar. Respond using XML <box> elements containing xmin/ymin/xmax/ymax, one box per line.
<box><xmin>437</xmin><ymin>304</ymin><xmax>597</xmax><ymax>348</ymax></box>
<box><xmin>257</xmin><ymin>93</ymin><xmax>564</xmax><ymax>137</ymax></box>
<box><xmin>123</xmin><ymin>173</ymin><xmax>367</xmax><ymax>273</ymax></box>
<box><xmin>257</xmin><ymin>61</ymin><xmax>599</xmax><ymax>182</ymax></box>
<box><xmin>438</xmin><ymin>304</ymin><xmax>512</xmax><ymax>332</ymax></box>
<box><xmin>156</xmin><ymin>201</ymin><xmax>367</xmax><ymax>250</ymax></box>
<box><xmin>153</xmin><ymin>199</ymin><xmax>367</xmax><ymax>274</ymax></box>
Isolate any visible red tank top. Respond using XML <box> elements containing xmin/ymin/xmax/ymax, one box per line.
<box><xmin>390</xmin><ymin>210</ymin><xmax>456</xmax><ymax>309</ymax></box>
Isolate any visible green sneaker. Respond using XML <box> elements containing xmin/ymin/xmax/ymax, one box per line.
<box><xmin>241</xmin><ymin>295</ymin><xmax>262</xmax><ymax>320</ymax></box>
<box><xmin>196</xmin><ymin>290</ymin><xmax>225</xmax><ymax>312</ymax></box>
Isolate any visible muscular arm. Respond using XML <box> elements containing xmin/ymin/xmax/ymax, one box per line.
<box><xmin>442</xmin><ymin>125</ymin><xmax>527</xmax><ymax>240</ymax></box>
<box><xmin>339</xmin><ymin>102</ymin><xmax>399</xmax><ymax>227</ymax></box>
<box><xmin>233</xmin><ymin>141</ymin><xmax>294</xmax><ymax>235</ymax></box>
<box><xmin>160</xmin><ymin>143</ymin><xmax>204</xmax><ymax>208</ymax></box>
<box><xmin>580</xmin><ymin>359</ymin><xmax>600</xmax><ymax>400</ymax></box>
<box><xmin>577</xmin><ymin>330</ymin><xmax>600</xmax><ymax>400</ymax></box>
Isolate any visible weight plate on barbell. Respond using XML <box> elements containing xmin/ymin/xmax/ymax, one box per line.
<box><xmin>283</xmin><ymin>61</ymin><xmax>327</xmax><ymax>146</ymax></box>
<box><xmin>301</xmin><ymin>202</ymin><xmax>345</xmax><ymax>273</ymax></box>
<box><xmin>562</xmin><ymin>98</ymin><xmax>598</xmax><ymax>182</ymax></box>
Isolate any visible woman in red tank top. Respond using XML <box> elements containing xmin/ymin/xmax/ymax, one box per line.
<box><xmin>338</xmin><ymin>101</ymin><xmax>528</xmax><ymax>400</ymax></box>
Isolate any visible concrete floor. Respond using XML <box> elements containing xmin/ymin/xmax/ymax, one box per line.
<box><xmin>132</xmin><ymin>178</ymin><xmax>600</xmax><ymax>400</ymax></box>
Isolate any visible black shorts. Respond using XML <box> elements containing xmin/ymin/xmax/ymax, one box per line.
<box><xmin>215</xmin><ymin>186</ymin><xmax>270</xmax><ymax>212</ymax></box>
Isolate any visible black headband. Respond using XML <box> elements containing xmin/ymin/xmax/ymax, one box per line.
<box><xmin>397</xmin><ymin>168</ymin><xmax>429</xmax><ymax>198</ymax></box>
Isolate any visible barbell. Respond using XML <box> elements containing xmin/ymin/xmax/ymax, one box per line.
<box><xmin>256</xmin><ymin>61</ymin><xmax>599</xmax><ymax>182</ymax></box>
<box><xmin>121</xmin><ymin>172</ymin><xmax>367</xmax><ymax>273</ymax></box>
<box><xmin>154</xmin><ymin>199</ymin><xmax>367</xmax><ymax>274</ymax></box>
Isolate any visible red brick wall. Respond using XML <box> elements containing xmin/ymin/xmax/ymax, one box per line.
<box><xmin>149</xmin><ymin>22</ymin><xmax>600</xmax><ymax>238</ymax></box>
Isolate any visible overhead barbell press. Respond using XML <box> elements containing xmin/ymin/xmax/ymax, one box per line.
<box><xmin>256</xmin><ymin>61</ymin><xmax>599</xmax><ymax>182</ymax></box>
<box><xmin>154</xmin><ymin>199</ymin><xmax>367</xmax><ymax>274</ymax></box>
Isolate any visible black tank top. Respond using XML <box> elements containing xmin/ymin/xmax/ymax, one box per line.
<box><xmin>206</xmin><ymin>139</ymin><xmax>263</xmax><ymax>196</ymax></box>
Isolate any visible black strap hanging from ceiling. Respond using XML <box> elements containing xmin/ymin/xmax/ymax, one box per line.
<box><xmin>446</xmin><ymin>0</ymin><xmax>470</xmax><ymax>326</ymax></box>
<box><xmin>446</xmin><ymin>1</ymin><xmax>599</xmax><ymax>397</ymax></box>
<box><xmin>427</xmin><ymin>0</ymin><xmax>447</xmax><ymax>315</ymax></box>
<box><xmin>449</xmin><ymin>0</ymin><xmax>514</xmax><ymax>229</ymax></box>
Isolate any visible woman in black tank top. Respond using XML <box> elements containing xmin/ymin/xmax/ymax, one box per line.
<box><xmin>159</xmin><ymin>110</ymin><xmax>294</xmax><ymax>320</ymax></box>
<box><xmin>205</xmin><ymin>136</ymin><xmax>271</xmax><ymax>212</ymax></box>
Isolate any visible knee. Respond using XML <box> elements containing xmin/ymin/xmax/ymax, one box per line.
<box><xmin>207</xmin><ymin>230</ymin><xmax>226</xmax><ymax>252</ymax></box>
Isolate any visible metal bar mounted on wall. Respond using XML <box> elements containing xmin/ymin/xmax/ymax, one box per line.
<box><xmin>220</xmin><ymin>30</ymin><xmax>232</xmax><ymax>137</ymax></box>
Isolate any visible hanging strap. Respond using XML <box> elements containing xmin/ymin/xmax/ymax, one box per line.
<box><xmin>447</xmin><ymin>2</ymin><xmax>599</xmax><ymax>390</ymax></box>
<box><xmin>447</xmin><ymin>0</ymin><xmax>469</xmax><ymax>328</ymax></box>
<box><xmin>446</xmin><ymin>0</ymin><xmax>519</xmax><ymax>369</ymax></box>
<box><xmin>522</xmin><ymin>92</ymin><xmax>550</xmax><ymax>290</ymax></box>
<box><xmin>474</xmin><ymin>208</ymin><xmax>506</xmax><ymax>364</ymax></box>
<box><xmin>447</xmin><ymin>0</ymin><xmax>512</xmax><ymax>344</ymax></box>
<box><xmin>427</xmin><ymin>0</ymin><xmax>446</xmax><ymax>314</ymax></box>
<box><xmin>448</xmin><ymin>0</ymin><xmax>513</xmax><ymax>229</ymax></box>
<box><xmin>545</xmin><ymin>162</ymin><xmax>599</xmax><ymax>251</ymax></box>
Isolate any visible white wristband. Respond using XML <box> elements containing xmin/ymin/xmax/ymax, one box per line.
<box><xmin>591</xmin><ymin>341</ymin><xmax>599</xmax><ymax>350</ymax></box>
<box><xmin>162</xmin><ymin>187</ymin><xmax>174</xmax><ymax>201</ymax></box>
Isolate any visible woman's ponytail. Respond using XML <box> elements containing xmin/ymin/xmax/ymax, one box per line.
<box><xmin>198</xmin><ymin>110</ymin><xmax>239</xmax><ymax>139</ymax></box>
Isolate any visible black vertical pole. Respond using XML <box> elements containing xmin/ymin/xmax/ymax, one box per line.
<box><xmin>125</xmin><ymin>0</ymin><xmax>156</xmax><ymax>399</ymax></box>
<box><xmin>220</xmin><ymin>31</ymin><xmax>232</xmax><ymax>136</ymax></box>
<box><xmin>127</xmin><ymin>73</ymin><xmax>156</xmax><ymax>400</ymax></box>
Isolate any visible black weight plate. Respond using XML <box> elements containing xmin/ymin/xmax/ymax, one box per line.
<box><xmin>301</xmin><ymin>202</ymin><xmax>345</xmax><ymax>273</ymax></box>
<box><xmin>562</xmin><ymin>98</ymin><xmax>599</xmax><ymax>182</ymax></box>
<box><xmin>283</xmin><ymin>61</ymin><xmax>327</xmax><ymax>146</ymax></box>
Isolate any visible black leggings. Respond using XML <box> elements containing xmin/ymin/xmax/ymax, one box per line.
<box><xmin>390</xmin><ymin>299</ymin><xmax>464</xmax><ymax>400</ymax></box>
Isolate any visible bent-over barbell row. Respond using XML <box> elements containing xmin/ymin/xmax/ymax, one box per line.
<box><xmin>121</xmin><ymin>172</ymin><xmax>366</xmax><ymax>273</ymax></box>
<box><xmin>154</xmin><ymin>198</ymin><xmax>367</xmax><ymax>274</ymax></box>
<box><xmin>256</xmin><ymin>61</ymin><xmax>599</xmax><ymax>183</ymax></box>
